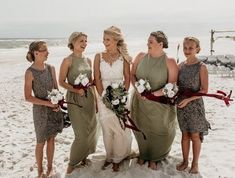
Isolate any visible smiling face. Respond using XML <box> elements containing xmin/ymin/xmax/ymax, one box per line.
<box><xmin>147</xmin><ymin>35</ymin><xmax>163</xmax><ymax>54</ymax></box>
<box><xmin>34</xmin><ymin>43</ymin><xmax>49</xmax><ymax>61</ymax></box>
<box><xmin>183</xmin><ymin>40</ymin><xmax>200</xmax><ymax>59</ymax></box>
<box><xmin>73</xmin><ymin>35</ymin><xmax>87</xmax><ymax>53</ymax></box>
<box><xmin>103</xmin><ymin>33</ymin><xmax>118</xmax><ymax>51</ymax></box>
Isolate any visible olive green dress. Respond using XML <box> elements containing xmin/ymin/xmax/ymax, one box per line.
<box><xmin>66</xmin><ymin>54</ymin><xmax>97</xmax><ymax>167</ymax></box>
<box><xmin>131</xmin><ymin>54</ymin><xmax>176</xmax><ymax>162</ymax></box>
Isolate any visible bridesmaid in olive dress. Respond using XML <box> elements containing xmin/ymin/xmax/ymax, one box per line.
<box><xmin>131</xmin><ymin>31</ymin><xmax>178</xmax><ymax>170</ymax></box>
<box><xmin>59</xmin><ymin>32</ymin><xmax>97</xmax><ymax>174</ymax></box>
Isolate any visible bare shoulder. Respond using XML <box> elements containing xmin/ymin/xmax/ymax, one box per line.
<box><xmin>133</xmin><ymin>52</ymin><xmax>146</xmax><ymax>64</ymax></box>
<box><xmin>166</xmin><ymin>57</ymin><xmax>177</xmax><ymax>63</ymax></box>
<box><xmin>166</xmin><ymin>57</ymin><xmax>177</xmax><ymax>66</ymax></box>
<box><xmin>200</xmin><ymin>62</ymin><xmax>208</xmax><ymax>71</ymax></box>
<box><xmin>25</xmin><ymin>69</ymin><xmax>34</xmax><ymax>81</ymax></box>
<box><xmin>62</xmin><ymin>55</ymin><xmax>73</xmax><ymax>65</ymax></box>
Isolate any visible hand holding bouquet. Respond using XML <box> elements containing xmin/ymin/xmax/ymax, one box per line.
<box><xmin>73</xmin><ymin>73</ymin><xmax>93</xmax><ymax>97</ymax></box>
<box><xmin>162</xmin><ymin>83</ymin><xmax>178</xmax><ymax>99</ymax></box>
<box><xmin>134</xmin><ymin>79</ymin><xmax>151</xmax><ymax>94</ymax></box>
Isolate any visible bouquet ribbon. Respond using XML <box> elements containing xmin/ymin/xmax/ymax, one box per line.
<box><xmin>141</xmin><ymin>90</ymin><xmax>233</xmax><ymax>106</ymax></box>
<box><xmin>141</xmin><ymin>91</ymin><xmax>176</xmax><ymax>105</ymax></box>
<box><xmin>58</xmin><ymin>99</ymin><xmax>82</xmax><ymax>110</ymax></box>
<box><xmin>121</xmin><ymin>109</ymin><xmax>147</xmax><ymax>140</ymax></box>
<box><xmin>73</xmin><ymin>82</ymin><xmax>95</xmax><ymax>97</ymax></box>
<box><xmin>179</xmin><ymin>90</ymin><xmax>233</xmax><ymax>106</ymax></box>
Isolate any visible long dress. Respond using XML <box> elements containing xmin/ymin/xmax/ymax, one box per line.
<box><xmin>66</xmin><ymin>54</ymin><xmax>97</xmax><ymax>167</ymax></box>
<box><xmin>27</xmin><ymin>64</ymin><xmax>63</xmax><ymax>143</ymax></box>
<box><xmin>98</xmin><ymin>53</ymin><xmax>132</xmax><ymax>163</ymax></box>
<box><xmin>177</xmin><ymin>62</ymin><xmax>210</xmax><ymax>141</ymax></box>
<box><xmin>131</xmin><ymin>54</ymin><xmax>176</xmax><ymax>162</ymax></box>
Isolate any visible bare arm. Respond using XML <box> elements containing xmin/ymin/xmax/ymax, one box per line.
<box><xmin>24</xmin><ymin>70</ymin><xmax>55</xmax><ymax>108</ymax></box>
<box><xmin>94</xmin><ymin>53</ymin><xmax>104</xmax><ymax>96</ymax></box>
<box><xmin>50</xmin><ymin>65</ymin><xmax>58</xmax><ymax>89</ymax></box>
<box><xmin>59</xmin><ymin>57</ymin><xmax>83</xmax><ymax>94</ymax></box>
<box><xmin>123</xmin><ymin>60</ymin><xmax>130</xmax><ymax>90</ymax></box>
<box><xmin>130</xmin><ymin>52</ymin><xmax>145</xmax><ymax>86</ymax></box>
<box><xmin>87</xmin><ymin>58</ymin><xmax>94</xmax><ymax>83</ymax></box>
<box><xmin>153</xmin><ymin>57</ymin><xmax>179</xmax><ymax>96</ymax></box>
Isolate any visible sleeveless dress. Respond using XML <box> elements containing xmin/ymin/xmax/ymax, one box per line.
<box><xmin>98</xmin><ymin>53</ymin><xmax>132</xmax><ymax>163</ymax></box>
<box><xmin>131</xmin><ymin>54</ymin><xmax>176</xmax><ymax>161</ymax></box>
<box><xmin>27</xmin><ymin>64</ymin><xmax>63</xmax><ymax>143</ymax></box>
<box><xmin>66</xmin><ymin>54</ymin><xmax>97</xmax><ymax>167</ymax></box>
<box><xmin>177</xmin><ymin>62</ymin><xmax>210</xmax><ymax>141</ymax></box>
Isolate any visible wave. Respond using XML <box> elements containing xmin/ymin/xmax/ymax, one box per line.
<box><xmin>0</xmin><ymin>38</ymin><xmax>67</xmax><ymax>49</ymax></box>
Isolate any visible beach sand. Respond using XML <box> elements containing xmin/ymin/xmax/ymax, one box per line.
<box><xmin>0</xmin><ymin>47</ymin><xmax>235</xmax><ymax>178</ymax></box>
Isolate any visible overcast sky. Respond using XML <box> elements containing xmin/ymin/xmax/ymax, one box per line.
<box><xmin>0</xmin><ymin>0</ymin><xmax>235</xmax><ymax>38</ymax></box>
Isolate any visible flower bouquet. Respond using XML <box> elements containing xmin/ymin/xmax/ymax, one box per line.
<box><xmin>102</xmin><ymin>82</ymin><xmax>146</xmax><ymax>138</ymax></box>
<box><xmin>135</xmin><ymin>78</ymin><xmax>178</xmax><ymax>105</ymax></box>
<box><xmin>134</xmin><ymin>78</ymin><xmax>151</xmax><ymax>94</ymax></box>
<box><xmin>162</xmin><ymin>83</ymin><xmax>178</xmax><ymax>99</ymax></box>
<box><xmin>73</xmin><ymin>73</ymin><xmax>94</xmax><ymax>97</ymax></box>
<box><xmin>47</xmin><ymin>89</ymin><xmax>83</xmax><ymax>128</ymax></box>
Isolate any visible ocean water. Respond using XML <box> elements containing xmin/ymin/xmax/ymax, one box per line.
<box><xmin>1</xmin><ymin>33</ymin><xmax>235</xmax><ymax>64</ymax></box>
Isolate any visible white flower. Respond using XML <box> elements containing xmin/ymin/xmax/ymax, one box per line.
<box><xmin>81</xmin><ymin>77</ymin><xmax>89</xmax><ymax>86</ymax></box>
<box><xmin>121</xmin><ymin>96</ymin><xmax>127</xmax><ymax>103</ymax></box>
<box><xmin>136</xmin><ymin>84</ymin><xmax>145</xmax><ymax>94</ymax></box>
<box><xmin>111</xmin><ymin>99</ymin><xmax>120</xmax><ymax>105</ymax></box>
<box><xmin>111</xmin><ymin>83</ymin><xmax>119</xmax><ymax>89</ymax></box>
<box><xmin>74</xmin><ymin>77</ymin><xmax>81</xmax><ymax>85</ymax></box>
<box><xmin>134</xmin><ymin>82</ymin><xmax>139</xmax><ymax>88</ymax></box>
<box><xmin>145</xmin><ymin>82</ymin><xmax>151</xmax><ymax>90</ymax></box>
<box><xmin>167</xmin><ymin>91</ymin><xmax>175</xmax><ymax>98</ymax></box>
<box><xmin>165</xmin><ymin>83</ymin><xmax>174</xmax><ymax>90</ymax></box>
<box><xmin>57</xmin><ymin>92</ymin><xmax>64</xmax><ymax>101</ymax></box>
<box><xmin>74</xmin><ymin>73</ymin><xmax>88</xmax><ymax>85</ymax></box>
<box><xmin>50</xmin><ymin>96</ymin><xmax>59</xmax><ymax>104</ymax></box>
<box><xmin>139</xmin><ymin>79</ymin><xmax>145</xmax><ymax>85</ymax></box>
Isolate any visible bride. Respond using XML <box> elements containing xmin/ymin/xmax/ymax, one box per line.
<box><xmin>94</xmin><ymin>26</ymin><xmax>132</xmax><ymax>172</ymax></box>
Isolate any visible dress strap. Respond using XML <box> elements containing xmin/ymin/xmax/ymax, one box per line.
<box><xmin>99</xmin><ymin>53</ymin><xmax>103</xmax><ymax>62</ymax></box>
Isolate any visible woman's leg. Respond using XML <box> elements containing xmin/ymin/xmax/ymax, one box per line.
<box><xmin>177</xmin><ymin>132</ymin><xmax>190</xmax><ymax>171</ymax></box>
<box><xmin>190</xmin><ymin>132</ymin><xmax>201</xmax><ymax>174</ymax></box>
<box><xmin>35</xmin><ymin>141</ymin><xmax>45</xmax><ymax>177</ymax></box>
<box><xmin>46</xmin><ymin>136</ymin><xmax>55</xmax><ymax>176</ymax></box>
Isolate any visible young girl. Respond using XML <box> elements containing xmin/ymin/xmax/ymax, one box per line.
<box><xmin>176</xmin><ymin>37</ymin><xmax>210</xmax><ymax>174</ymax></box>
<box><xmin>24</xmin><ymin>41</ymin><xmax>63</xmax><ymax>178</ymax></box>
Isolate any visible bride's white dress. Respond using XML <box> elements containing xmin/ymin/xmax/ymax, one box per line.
<box><xmin>98</xmin><ymin>53</ymin><xmax>132</xmax><ymax>163</ymax></box>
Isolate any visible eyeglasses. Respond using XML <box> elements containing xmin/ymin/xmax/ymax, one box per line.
<box><xmin>38</xmin><ymin>49</ymin><xmax>48</xmax><ymax>52</ymax></box>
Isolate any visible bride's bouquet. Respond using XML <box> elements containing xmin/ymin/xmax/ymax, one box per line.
<box><xmin>73</xmin><ymin>73</ymin><xmax>93</xmax><ymax>97</ymax></box>
<box><xmin>102</xmin><ymin>82</ymin><xmax>146</xmax><ymax>138</ymax></box>
<box><xmin>102</xmin><ymin>82</ymin><xmax>128</xmax><ymax>129</ymax></box>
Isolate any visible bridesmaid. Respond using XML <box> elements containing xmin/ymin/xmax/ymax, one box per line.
<box><xmin>59</xmin><ymin>32</ymin><xmax>97</xmax><ymax>174</ymax></box>
<box><xmin>24</xmin><ymin>41</ymin><xmax>63</xmax><ymax>178</ymax></box>
<box><xmin>131</xmin><ymin>31</ymin><xmax>178</xmax><ymax>170</ymax></box>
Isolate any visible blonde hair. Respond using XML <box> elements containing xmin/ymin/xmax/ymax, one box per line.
<box><xmin>184</xmin><ymin>37</ymin><xmax>201</xmax><ymax>53</ymax></box>
<box><xmin>68</xmin><ymin>32</ymin><xmax>87</xmax><ymax>50</ymax></box>
<box><xmin>150</xmin><ymin>31</ymin><xmax>168</xmax><ymax>48</ymax></box>
<box><xmin>104</xmin><ymin>26</ymin><xmax>132</xmax><ymax>63</ymax></box>
<box><xmin>26</xmin><ymin>41</ymin><xmax>46</xmax><ymax>62</ymax></box>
